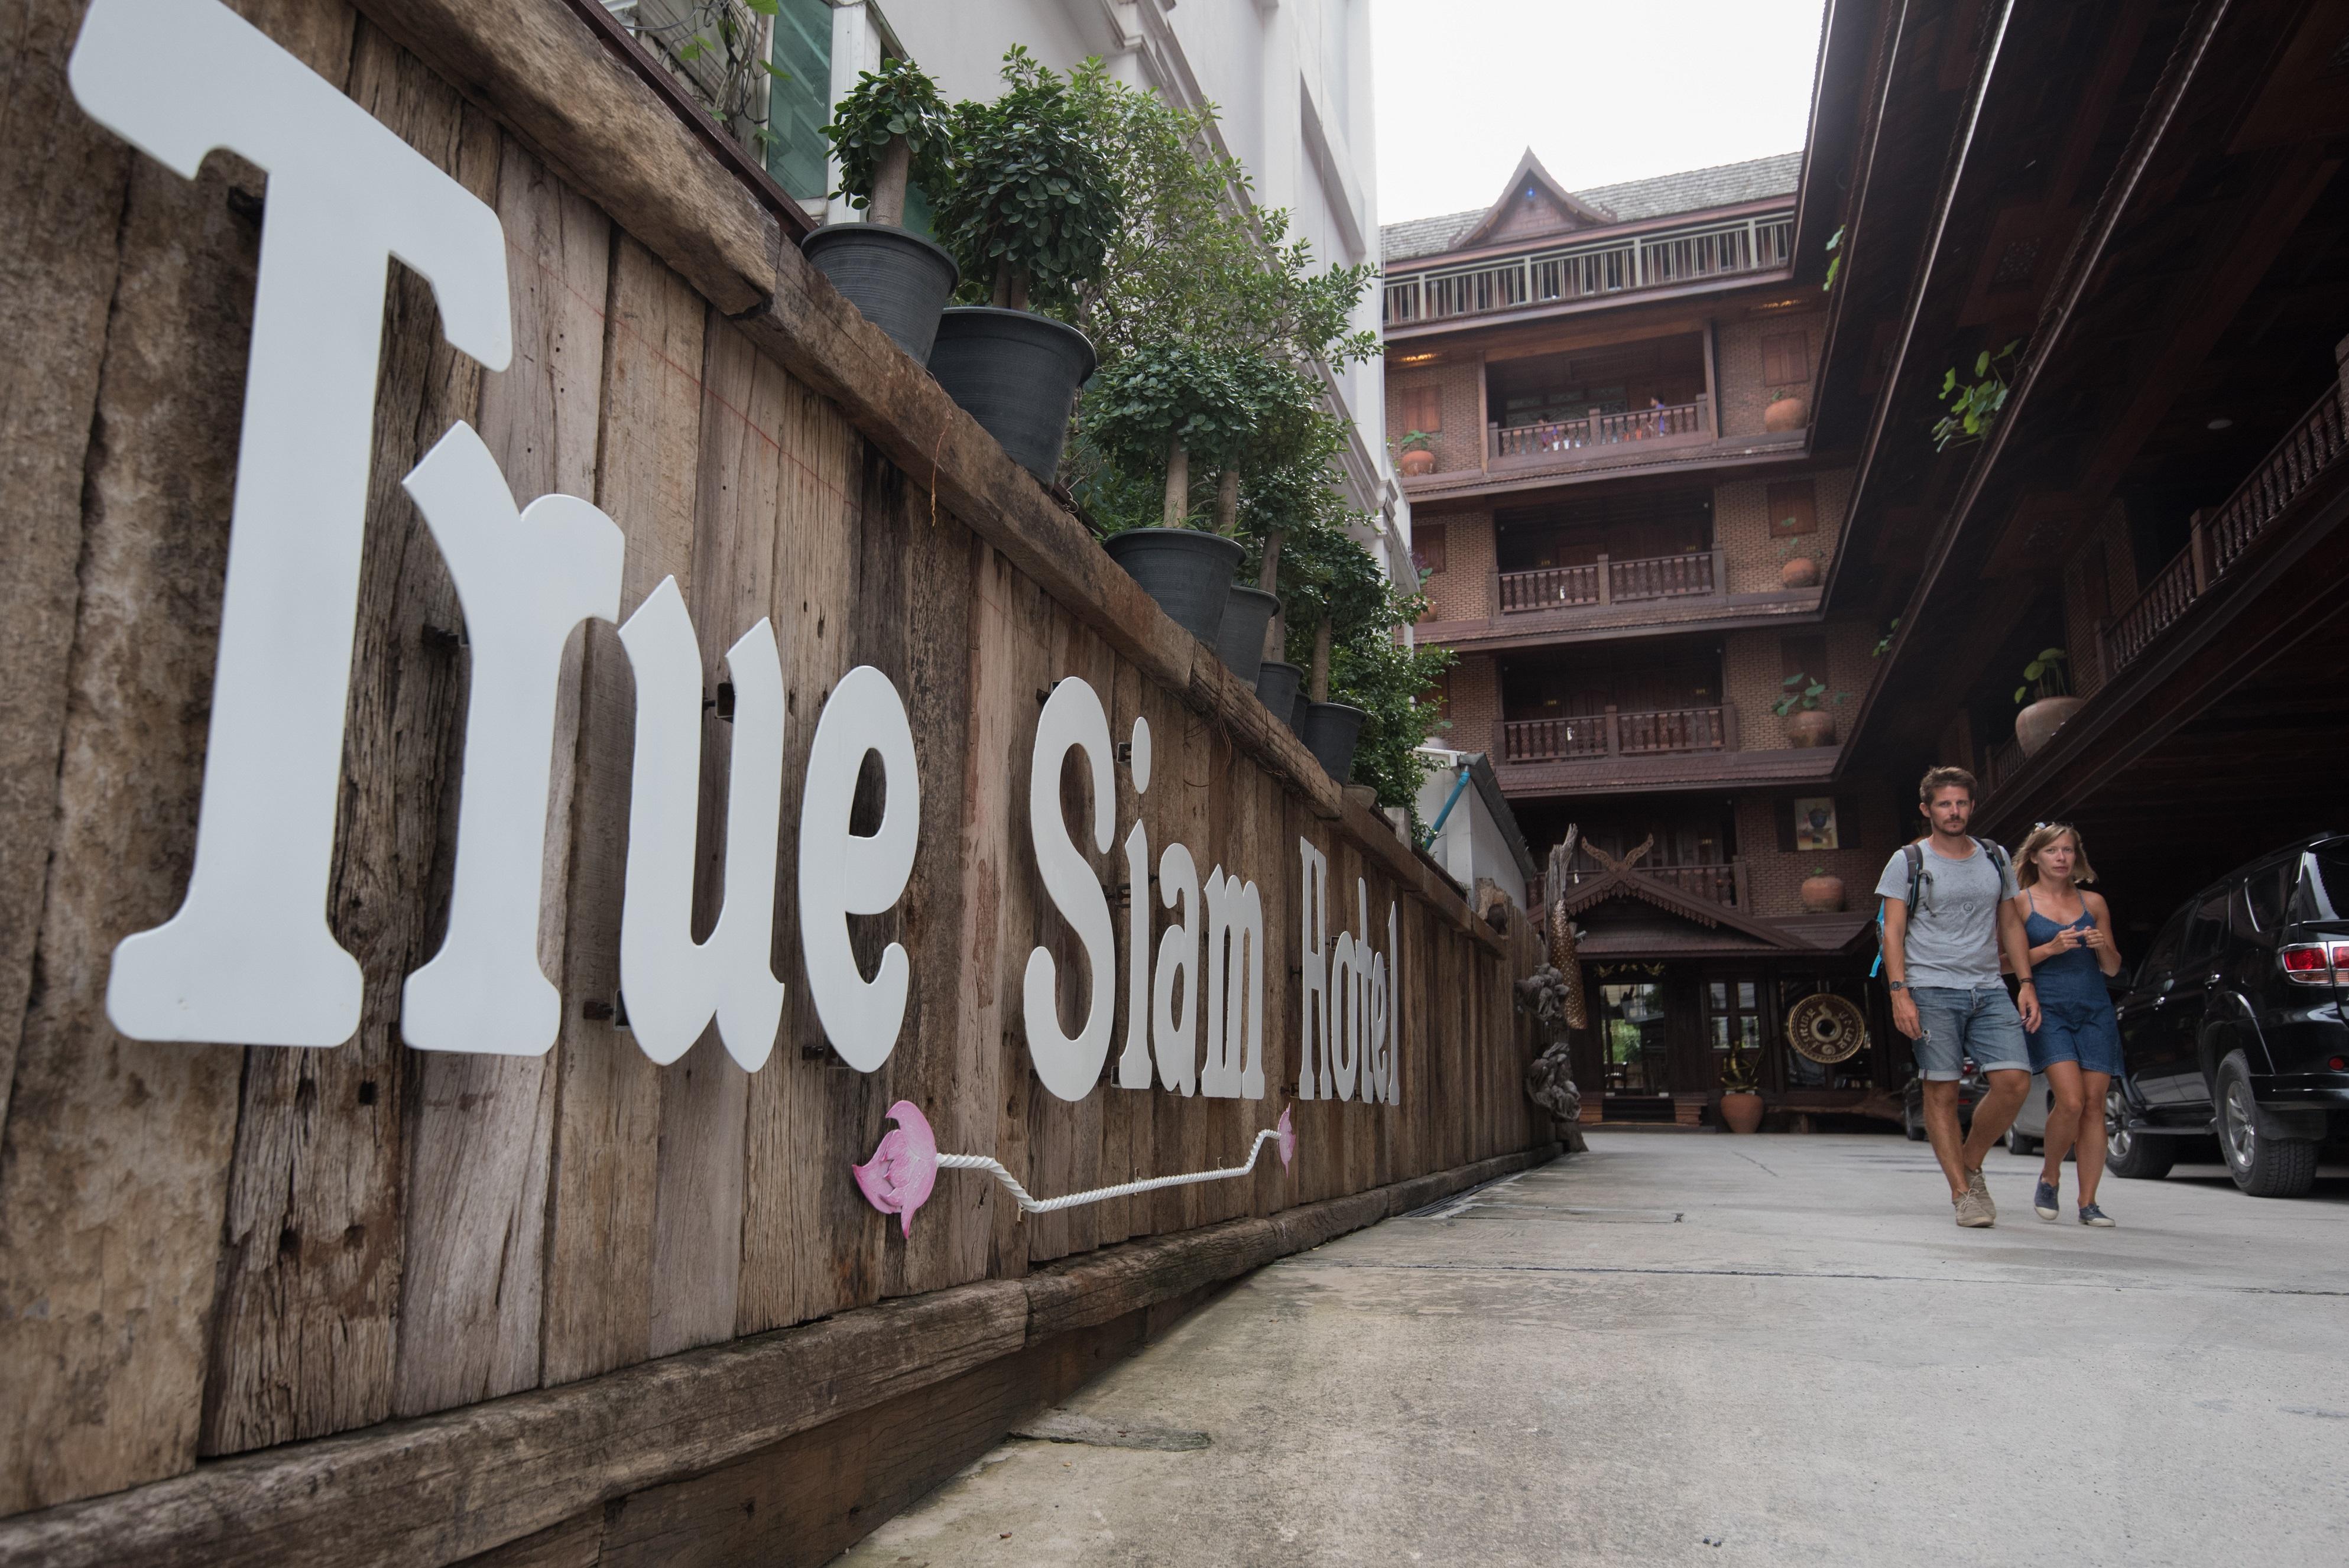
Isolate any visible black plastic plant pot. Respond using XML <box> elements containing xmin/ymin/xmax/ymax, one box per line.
<box><xmin>1290</xmin><ymin>687</ymin><xmax>1311</xmax><ymax>736</ymax></box>
<box><xmin>927</xmin><ymin>306</ymin><xmax>1098</xmax><ymax>482</ymax></box>
<box><xmin>1301</xmin><ymin>701</ymin><xmax>1367</xmax><ymax>782</ymax></box>
<box><xmin>1101</xmin><ymin>528</ymin><xmax>1242</xmax><ymax>647</ymax></box>
<box><xmin>800</xmin><ymin>224</ymin><xmax>960</xmax><ymax>362</ymax></box>
<box><xmin>1255</xmin><ymin>660</ymin><xmax>1305</xmax><ymax>726</ymax></box>
<box><xmin>1215</xmin><ymin>586</ymin><xmax>1280</xmax><ymax>686</ymax></box>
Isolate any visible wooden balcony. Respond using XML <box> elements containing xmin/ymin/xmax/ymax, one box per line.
<box><xmin>1383</xmin><ymin>212</ymin><xmax>1794</xmax><ymax>330</ymax></box>
<box><xmin>1501</xmin><ymin>703</ymin><xmax>1736</xmax><ymax>763</ymax></box>
<box><xmin>1490</xmin><ymin>400</ymin><xmax>1711</xmax><ymax>467</ymax></box>
<box><xmin>1495</xmin><ymin>549</ymin><xmax>1722</xmax><ymax>614</ymax></box>
<box><xmin>2100</xmin><ymin>383</ymin><xmax>2347</xmax><ymax>680</ymax></box>
<box><xmin>1530</xmin><ymin>861</ymin><xmax>1748</xmax><ymax>910</ymax></box>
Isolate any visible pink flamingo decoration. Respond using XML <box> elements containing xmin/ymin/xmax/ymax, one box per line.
<box><xmin>853</xmin><ymin>1102</ymin><xmax>1297</xmax><ymax>1238</ymax></box>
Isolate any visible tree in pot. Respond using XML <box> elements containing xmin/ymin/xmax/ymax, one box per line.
<box><xmin>1800</xmin><ymin>863</ymin><xmax>1846</xmax><ymax>913</ymax></box>
<box><xmin>1394</xmin><ymin>429</ymin><xmax>1436</xmax><ymax>476</ymax></box>
<box><xmin>804</xmin><ymin>57</ymin><xmax>961</xmax><ymax>358</ymax></box>
<box><xmin>1085</xmin><ymin>337</ymin><xmax>1257</xmax><ymax>647</ymax></box>
<box><xmin>1719</xmin><ymin>1046</ymin><xmax>1763</xmax><ymax>1134</ymax></box>
<box><xmin>928</xmin><ymin>49</ymin><xmax>1122</xmax><ymax>480</ymax></box>
<box><xmin>2013</xmin><ymin>646</ymin><xmax>2081</xmax><ymax>755</ymax></box>
<box><xmin>1774</xmin><ymin>672</ymin><xmax>1848</xmax><ymax>747</ymax></box>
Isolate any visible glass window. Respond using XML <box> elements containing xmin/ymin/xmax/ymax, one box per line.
<box><xmin>765</xmin><ymin>0</ymin><xmax>835</xmax><ymax>202</ymax></box>
<box><xmin>2181</xmin><ymin>892</ymin><xmax>2229</xmax><ymax>964</ymax></box>
<box><xmin>2137</xmin><ymin>910</ymin><xmax>2189</xmax><ymax>979</ymax></box>
<box><xmin>1599</xmin><ymin>983</ymin><xmax>1668</xmax><ymax>1092</ymax></box>
<box><xmin>2301</xmin><ymin>847</ymin><xmax>2349</xmax><ymax>921</ymax></box>
<box><xmin>2235</xmin><ymin>863</ymin><xmax>2288</xmax><ymax>946</ymax></box>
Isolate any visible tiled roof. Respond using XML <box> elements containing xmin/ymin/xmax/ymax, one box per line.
<box><xmin>1381</xmin><ymin>151</ymin><xmax>1804</xmax><ymax>265</ymax></box>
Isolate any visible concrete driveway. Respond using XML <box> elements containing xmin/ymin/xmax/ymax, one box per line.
<box><xmin>841</xmin><ymin>1132</ymin><xmax>2349</xmax><ymax>1567</ymax></box>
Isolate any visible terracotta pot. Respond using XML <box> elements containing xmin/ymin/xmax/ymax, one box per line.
<box><xmin>2015</xmin><ymin>695</ymin><xmax>2087</xmax><ymax>757</ymax></box>
<box><xmin>1399</xmin><ymin>447</ymin><xmax>1437</xmax><ymax>476</ymax></box>
<box><xmin>1779</xmin><ymin>555</ymin><xmax>1821</xmax><ymax>589</ymax></box>
<box><xmin>1800</xmin><ymin>873</ymin><xmax>1846</xmax><ymax>913</ymax></box>
<box><xmin>1721</xmin><ymin>1092</ymin><xmax>1764</xmax><ymax>1135</ymax></box>
<box><xmin>1763</xmin><ymin>393</ymin><xmax>1809</xmax><ymax>432</ymax></box>
<box><xmin>1788</xmin><ymin>709</ymin><xmax>1837</xmax><ymax>748</ymax></box>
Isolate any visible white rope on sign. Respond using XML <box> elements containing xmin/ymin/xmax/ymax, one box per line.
<box><xmin>939</xmin><ymin>1127</ymin><xmax>1286</xmax><ymax>1215</ymax></box>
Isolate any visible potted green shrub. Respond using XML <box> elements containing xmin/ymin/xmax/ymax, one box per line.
<box><xmin>1774</xmin><ymin>671</ymin><xmax>1848</xmax><ymax>747</ymax></box>
<box><xmin>2013</xmin><ymin>647</ymin><xmax>2080</xmax><ymax>755</ymax></box>
<box><xmin>1394</xmin><ymin>428</ymin><xmax>1436</xmax><ymax>476</ymax></box>
<box><xmin>804</xmin><ymin>57</ymin><xmax>961</xmax><ymax>359</ymax></box>
<box><xmin>928</xmin><ymin>50</ymin><xmax>1121</xmax><ymax>481</ymax></box>
<box><xmin>1719</xmin><ymin>1047</ymin><xmax>1763</xmax><ymax>1134</ymax></box>
<box><xmin>1085</xmin><ymin>337</ymin><xmax>1258</xmax><ymax>650</ymax></box>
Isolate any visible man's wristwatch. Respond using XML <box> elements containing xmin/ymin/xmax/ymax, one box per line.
<box><xmin>1887</xmin><ymin>981</ymin><xmax>1906</xmax><ymax>992</ymax></box>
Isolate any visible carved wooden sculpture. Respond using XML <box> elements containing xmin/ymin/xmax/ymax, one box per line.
<box><xmin>1545</xmin><ymin>826</ymin><xmax>1589</xmax><ymax>1030</ymax></box>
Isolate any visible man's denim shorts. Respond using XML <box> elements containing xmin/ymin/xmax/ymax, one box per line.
<box><xmin>1909</xmin><ymin>984</ymin><xmax>2032</xmax><ymax>1079</ymax></box>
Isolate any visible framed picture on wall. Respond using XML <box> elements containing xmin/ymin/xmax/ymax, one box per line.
<box><xmin>1793</xmin><ymin>796</ymin><xmax>1839</xmax><ymax>851</ymax></box>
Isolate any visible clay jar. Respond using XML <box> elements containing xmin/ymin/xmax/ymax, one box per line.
<box><xmin>1763</xmin><ymin>392</ymin><xmax>1809</xmax><ymax>432</ymax></box>
<box><xmin>2015</xmin><ymin>696</ymin><xmax>2087</xmax><ymax>757</ymax></box>
<box><xmin>1779</xmin><ymin>554</ymin><xmax>1821</xmax><ymax>589</ymax></box>
<box><xmin>1787</xmin><ymin>709</ymin><xmax>1836</xmax><ymax>748</ymax></box>
<box><xmin>1800</xmin><ymin>872</ymin><xmax>1847</xmax><ymax>913</ymax></box>
<box><xmin>1398</xmin><ymin>446</ymin><xmax>1437</xmax><ymax>476</ymax></box>
<box><xmin>1720</xmin><ymin>1092</ymin><xmax>1764</xmax><ymax>1134</ymax></box>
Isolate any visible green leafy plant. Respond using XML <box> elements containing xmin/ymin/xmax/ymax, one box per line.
<box><xmin>1931</xmin><ymin>339</ymin><xmax>2021</xmax><ymax>451</ymax></box>
<box><xmin>640</xmin><ymin>0</ymin><xmax>787</xmax><ymax>155</ymax></box>
<box><xmin>1773</xmin><ymin>536</ymin><xmax>1815</xmax><ymax>562</ymax></box>
<box><xmin>1084</xmin><ymin>338</ymin><xmax>1259</xmax><ymax>530</ymax></box>
<box><xmin>1773</xmin><ymin>673</ymin><xmax>1849</xmax><ymax>718</ymax></box>
<box><xmin>1393</xmin><ymin>429</ymin><xmax>1435</xmax><ymax>454</ymax></box>
<box><xmin>2014</xmin><ymin>647</ymin><xmax>2070</xmax><ymax>706</ymax></box>
<box><xmin>1719</xmin><ymin>1047</ymin><xmax>1760</xmax><ymax>1094</ymax></box>
<box><xmin>939</xmin><ymin>48</ymin><xmax>1123</xmax><ymax>311</ymax></box>
<box><xmin>1871</xmin><ymin>616</ymin><xmax>1900</xmax><ymax>659</ymax></box>
<box><xmin>1821</xmin><ymin>224</ymin><xmax>1844</xmax><ymax>294</ymax></box>
<box><xmin>822</xmin><ymin>55</ymin><xmax>954</xmax><ymax>226</ymax></box>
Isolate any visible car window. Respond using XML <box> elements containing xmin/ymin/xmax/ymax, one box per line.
<box><xmin>2179</xmin><ymin>892</ymin><xmax>2229</xmax><ymax>966</ymax></box>
<box><xmin>2298</xmin><ymin>847</ymin><xmax>2349</xmax><ymax>921</ymax></box>
<box><xmin>2227</xmin><ymin>868</ymin><xmax>2283</xmax><ymax>943</ymax></box>
<box><xmin>2137</xmin><ymin>910</ymin><xmax>2188</xmax><ymax>980</ymax></box>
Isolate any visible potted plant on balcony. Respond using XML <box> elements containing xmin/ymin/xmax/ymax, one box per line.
<box><xmin>1394</xmin><ymin>428</ymin><xmax>1437</xmax><ymax>476</ymax></box>
<box><xmin>1774</xmin><ymin>672</ymin><xmax>1847</xmax><ymax>747</ymax></box>
<box><xmin>1083</xmin><ymin>336</ymin><xmax>1260</xmax><ymax>647</ymax></box>
<box><xmin>2013</xmin><ymin>647</ymin><xmax>2081</xmax><ymax>756</ymax></box>
<box><xmin>1800</xmin><ymin>863</ymin><xmax>1847</xmax><ymax>913</ymax></box>
<box><xmin>1764</xmin><ymin>387</ymin><xmax>1809</xmax><ymax>433</ymax></box>
<box><xmin>805</xmin><ymin>57</ymin><xmax>961</xmax><ymax>359</ymax></box>
<box><xmin>928</xmin><ymin>49</ymin><xmax>1122</xmax><ymax>481</ymax></box>
<box><xmin>1719</xmin><ymin>1046</ymin><xmax>1763</xmax><ymax>1134</ymax></box>
<box><xmin>1775</xmin><ymin>534</ymin><xmax>1821</xmax><ymax>589</ymax></box>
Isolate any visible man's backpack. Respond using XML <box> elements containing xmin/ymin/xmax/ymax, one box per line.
<box><xmin>1871</xmin><ymin>837</ymin><xmax>2013</xmax><ymax>979</ymax></box>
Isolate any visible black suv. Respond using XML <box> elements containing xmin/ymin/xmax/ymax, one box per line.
<box><xmin>2107</xmin><ymin>832</ymin><xmax>2349</xmax><ymax>1197</ymax></box>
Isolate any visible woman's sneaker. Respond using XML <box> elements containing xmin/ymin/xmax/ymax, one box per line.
<box><xmin>2079</xmin><ymin>1203</ymin><xmax>2115</xmax><ymax>1228</ymax></box>
<box><xmin>2033</xmin><ymin>1180</ymin><xmax>2061</xmax><ymax>1222</ymax></box>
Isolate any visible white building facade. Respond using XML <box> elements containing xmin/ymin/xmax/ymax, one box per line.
<box><xmin>754</xmin><ymin>0</ymin><xmax>1406</xmax><ymax>577</ymax></box>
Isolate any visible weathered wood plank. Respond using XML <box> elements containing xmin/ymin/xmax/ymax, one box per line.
<box><xmin>540</xmin><ymin>233</ymin><xmax>707</xmax><ymax>1386</ymax></box>
<box><xmin>392</xmin><ymin>135</ymin><xmax>611</xmax><ymax>1420</ymax></box>
<box><xmin>200</xmin><ymin>22</ymin><xmax>499</xmax><ymax>1454</ymax></box>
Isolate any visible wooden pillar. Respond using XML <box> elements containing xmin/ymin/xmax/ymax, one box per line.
<box><xmin>1595</xmin><ymin>553</ymin><xmax>1612</xmax><ymax>605</ymax></box>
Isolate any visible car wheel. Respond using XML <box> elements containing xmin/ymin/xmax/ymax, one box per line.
<box><xmin>2215</xmin><ymin>1050</ymin><xmax>2318</xmax><ymax>1198</ymax></box>
<box><xmin>2103</xmin><ymin>1082</ymin><xmax>2175</xmax><ymax>1181</ymax></box>
<box><xmin>1904</xmin><ymin>1102</ymin><xmax>1925</xmax><ymax>1141</ymax></box>
<box><xmin>2007</xmin><ymin>1128</ymin><xmax>2039</xmax><ymax>1157</ymax></box>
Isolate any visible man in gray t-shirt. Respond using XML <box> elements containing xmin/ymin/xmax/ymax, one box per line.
<box><xmin>1878</xmin><ymin>767</ymin><xmax>2041</xmax><ymax>1228</ymax></box>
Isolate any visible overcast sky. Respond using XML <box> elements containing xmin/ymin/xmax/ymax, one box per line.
<box><xmin>1368</xmin><ymin>0</ymin><xmax>1829</xmax><ymax>224</ymax></box>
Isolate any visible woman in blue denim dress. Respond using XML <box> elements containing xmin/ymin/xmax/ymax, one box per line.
<box><xmin>2014</xmin><ymin>823</ymin><xmax>2125</xmax><ymax>1226</ymax></box>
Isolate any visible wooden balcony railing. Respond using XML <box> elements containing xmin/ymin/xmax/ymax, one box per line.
<box><xmin>1496</xmin><ymin>550</ymin><xmax>1722</xmax><ymax>615</ymax></box>
<box><xmin>1983</xmin><ymin>734</ymin><xmax>2026</xmax><ymax>797</ymax></box>
<box><xmin>2101</xmin><ymin>383</ymin><xmax>2347</xmax><ymax>679</ymax></box>
<box><xmin>1500</xmin><ymin>703</ymin><xmax>1735</xmax><ymax>762</ymax></box>
<box><xmin>1489</xmin><ymin>399</ymin><xmax>1710</xmax><ymax>461</ymax></box>
<box><xmin>1384</xmin><ymin>212</ymin><xmax>1794</xmax><ymax>327</ymax></box>
<box><xmin>1532</xmin><ymin>859</ymin><xmax>1747</xmax><ymax>910</ymax></box>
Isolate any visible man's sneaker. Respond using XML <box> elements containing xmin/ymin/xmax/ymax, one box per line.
<box><xmin>1965</xmin><ymin>1166</ymin><xmax>1997</xmax><ymax>1223</ymax></box>
<box><xmin>2079</xmin><ymin>1203</ymin><xmax>2115</xmax><ymax>1228</ymax></box>
<box><xmin>2033</xmin><ymin>1180</ymin><xmax>2061</xmax><ymax>1222</ymax></box>
<box><xmin>1954</xmin><ymin>1187</ymin><xmax>1995</xmax><ymax>1228</ymax></box>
